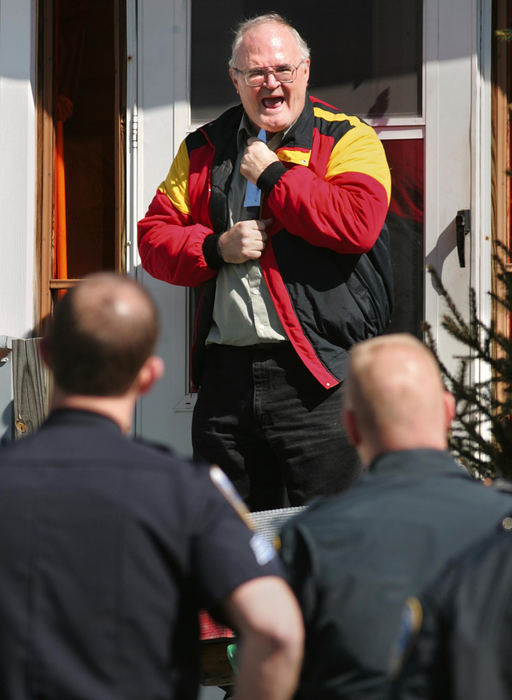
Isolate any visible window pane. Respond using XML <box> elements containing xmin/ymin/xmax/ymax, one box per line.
<box><xmin>191</xmin><ymin>0</ymin><xmax>422</xmax><ymax>122</ymax></box>
<box><xmin>54</xmin><ymin>0</ymin><xmax>117</xmax><ymax>279</ymax></box>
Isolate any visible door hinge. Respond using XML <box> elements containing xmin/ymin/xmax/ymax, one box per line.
<box><xmin>131</xmin><ymin>113</ymin><xmax>138</xmax><ymax>150</ymax></box>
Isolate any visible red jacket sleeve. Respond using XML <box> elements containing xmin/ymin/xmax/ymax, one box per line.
<box><xmin>137</xmin><ymin>139</ymin><xmax>218</xmax><ymax>288</ymax></box>
<box><xmin>264</xmin><ymin>116</ymin><xmax>391</xmax><ymax>254</ymax></box>
<box><xmin>138</xmin><ymin>190</ymin><xmax>217</xmax><ymax>287</ymax></box>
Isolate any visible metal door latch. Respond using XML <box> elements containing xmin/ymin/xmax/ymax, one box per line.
<box><xmin>456</xmin><ymin>209</ymin><xmax>471</xmax><ymax>268</ymax></box>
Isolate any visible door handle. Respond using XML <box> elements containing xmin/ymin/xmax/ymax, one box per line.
<box><xmin>456</xmin><ymin>209</ymin><xmax>471</xmax><ymax>268</ymax></box>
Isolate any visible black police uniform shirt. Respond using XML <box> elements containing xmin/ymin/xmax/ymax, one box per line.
<box><xmin>391</xmin><ymin>516</ymin><xmax>512</xmax><ymax>700</ymax></box>
<box><xmin>279</xmin><ymin>448</ymin><xmax>512</xmax><ymax>700</ymax></box>
<box><xmin>0</xmin><ymin>409</ymin><xmax>282</xmax><ymax>700</ymax></box>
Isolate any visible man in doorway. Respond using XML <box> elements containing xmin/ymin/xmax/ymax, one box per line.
<box><xmin>138</xmin><ymin>13</ymin><xmax>393</xmax><ymax>509</ymax></box>
<box><xmin>279</xmin><ymin>333</ymin><xmax>512</xmax><ymax>699</ymax></box>
<box><xmin>0</xmin><ymin>273</ymin><xmax>304</xmax><ymax>700</ymax></box>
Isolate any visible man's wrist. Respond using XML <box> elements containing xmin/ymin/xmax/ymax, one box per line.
<box><xmin>203</xmin><ymin>233</ymin><xmax>225</xmax><ymax>268</ymax></box>
<box><xmin>256</xmin><ymin>161</ymin><xmax>287</xmax><ymax>193</ymax></box>
<box><xmin>216</xmin><ymin>233</ymin><xmax>225</xmax><ymax>262</ymax></box>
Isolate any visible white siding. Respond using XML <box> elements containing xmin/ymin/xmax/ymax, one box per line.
<box><xmin>0</xmin><ymin>0</ymin><xmax>37</xmax><ymax>338</ymax></box>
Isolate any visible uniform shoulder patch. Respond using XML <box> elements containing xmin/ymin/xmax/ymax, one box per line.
<box><xmin>388</xmin><ymin>596</ymin><xmax>423</xmax><ymax>678</ymax></box>
<box><xmin>209</xmin><ymin>467</ymin><xmax>276</xmax><ymax>565</ymax></box>
<box><xmin>249</xmin><ymin>533</ymin><xmax>276</xmax><ymax>565</ymax></box>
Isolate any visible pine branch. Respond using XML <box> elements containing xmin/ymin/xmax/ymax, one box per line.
<box><xmin>423</xmin><ymin>253</ymin><xmax>512</xmax><ymax>479</ymax></box>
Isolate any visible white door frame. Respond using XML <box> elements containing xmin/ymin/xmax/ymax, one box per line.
<box><xmin>127</xmin><ymin>0</ymin><xmax>194</xmax><ymax>454</ymax></box>
<box><xmin>423</xmin><ymin>0</ymin><xmax>492</xmax><ymax>379</ymax></box>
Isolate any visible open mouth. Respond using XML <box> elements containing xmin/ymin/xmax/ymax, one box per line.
<box><xmin>262</xmin><ymin>97</ymin><xmax>284</xmax><ymax>110</ymax></box>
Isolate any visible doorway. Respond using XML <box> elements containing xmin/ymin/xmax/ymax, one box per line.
<box><xmin>134</xmin><ymin>0</ymin><xmax>482</xmax><ymax>454</ymax></box>
<box><xmin>36</xmin><ymin>0</ymin><xmax>125</xmax><ymax>324</ymax></box>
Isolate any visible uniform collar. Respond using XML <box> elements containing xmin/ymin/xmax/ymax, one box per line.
<box><xmin>368</xmin><ymin>449</ymin><xmax>468</xmax><ymax>479</ymax></box>
<box><xmin>43</xmin><ymin>408</ymin><xmax>123</xmax><ymax>434</ymax></box>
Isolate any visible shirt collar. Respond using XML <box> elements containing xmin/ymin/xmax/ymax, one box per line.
<box><xmin>237</xmin><ymin>112</ymin><xmax>294</xmax><ymax>152</ymax></box>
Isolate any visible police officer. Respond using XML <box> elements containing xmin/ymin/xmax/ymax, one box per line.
<box><xmin>0</xmin><ymin>273</ymin><xmax>304</xmax><ymax>700</ymax></box>
<box><xmin>391</xmin><ymin>514</ymin><xmax>512</xmax><ymax>699</ymax></box>
<box><xmin>279</xmin><ymin>333</ymin><xmax>512</xmax><ymax>699</ymax></box>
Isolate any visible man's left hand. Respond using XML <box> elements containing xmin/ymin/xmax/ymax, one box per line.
<box><xmin>241</xmin><ymin>138</ymin><xmax>279</xmax><ymax>184</ymax></box>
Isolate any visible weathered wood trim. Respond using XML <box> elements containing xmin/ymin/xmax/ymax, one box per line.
<box><xmin>12</xmin><ymin>339</ymin><xmax>50</xmax><ymax>439</ymax></box>
<box><xmin>491</xmin><ymin>0</ymin><xmax>512</xmax><ymax>403</ymax></box>
<box><xmin>114</xmin><ymin>0</ymin><xmax>127</xmax><ymax>273</ymax></box>
<box><xmin>36</xmin><ymin>0</ymin><xmax>55</xmax><ymax>331</ymax></box>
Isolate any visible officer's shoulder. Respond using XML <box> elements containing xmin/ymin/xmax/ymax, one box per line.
<box><xmin>130</xmin><ymin>436</ymin><xmax>200</xmax><ymax>476</ymax></box>
<box><xmin>488</xmin><ymin>477</ymin><xmax>512</xmax><ymax>495</ymax></box>
<box><xmin>284</xmin><ymin>488</ymin><xmax>360</xmax><ymax>533</ymax></box>
<box><xmin>133</xmin><ymin>435</ymin><xmax>175</xmax><ymax>455</ymax></box>
<box><xmin>424</xmin><ymin>517</ymin><xmax>512</xmax><ymax>611</ymax></box>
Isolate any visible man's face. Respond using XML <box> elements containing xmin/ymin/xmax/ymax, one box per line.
<box><xmin>229</xmin><ymin>23</ymin><xmax>310</xmax><ymax>134</ymax></box>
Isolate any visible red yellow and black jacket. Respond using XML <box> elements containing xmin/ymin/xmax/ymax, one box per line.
<box><xmin>138</xmin><ymin>95</ymin><xmax>393</xmax><ymax>390</ymax></box>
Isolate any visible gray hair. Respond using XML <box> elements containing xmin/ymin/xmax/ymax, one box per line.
<box><xmin>228</xmin><ymin>13</ymin><xmax>310</xmax><ymax>69</ymax></box>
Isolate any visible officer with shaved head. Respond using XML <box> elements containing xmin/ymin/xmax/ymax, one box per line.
<box><xmin>280</xmin><ymin>333</ymin><xmax>512</xmax><ymax>699</ymax></box>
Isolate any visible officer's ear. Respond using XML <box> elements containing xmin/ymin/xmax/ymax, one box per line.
<box><xmin>135</xmin><ymin>355</ymin><xmax>165</xmax><ymax>396</ymax></box>
<box><xmin>344</xmin><ymin>408</ymin><xmax>361</xmax><ymax>447</ymax></box>
<box><xmin>443</xmin><ymin>390</ymin><xmax>456</xmax><ymax>431</ymax></box>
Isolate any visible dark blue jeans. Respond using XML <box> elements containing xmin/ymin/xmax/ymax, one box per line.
<box><xmin>192</xmin><ymin>343</ymin><xmax>362</xmax><ymax>509</ymax></box>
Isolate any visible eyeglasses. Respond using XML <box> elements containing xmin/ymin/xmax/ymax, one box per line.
<box><xmin>233</xmin><ymin>61</ymin><xmax>304</xmax><ymax>88</ymax></box>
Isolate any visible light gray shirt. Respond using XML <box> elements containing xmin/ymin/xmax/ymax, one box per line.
<box><xmin>206</xmin><ymin>115</ymin><xmax>287</xmax><ymax>346</ymax></box>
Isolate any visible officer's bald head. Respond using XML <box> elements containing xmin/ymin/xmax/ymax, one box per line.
<box><xmin>344</xmin><ymin>333</ymin><xmax>455</xmax><ymax>465</ymax></box>
<box><xmin>46</xmin><ymin>273</ymin><xmax>159</xmax><ymax>397</ymax></box>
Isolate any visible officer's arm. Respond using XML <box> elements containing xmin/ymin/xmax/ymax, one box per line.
<box><xmin>223</xmin><ymin>576</ymin><xmax>304</xmax><ymax>700</ymax></box>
